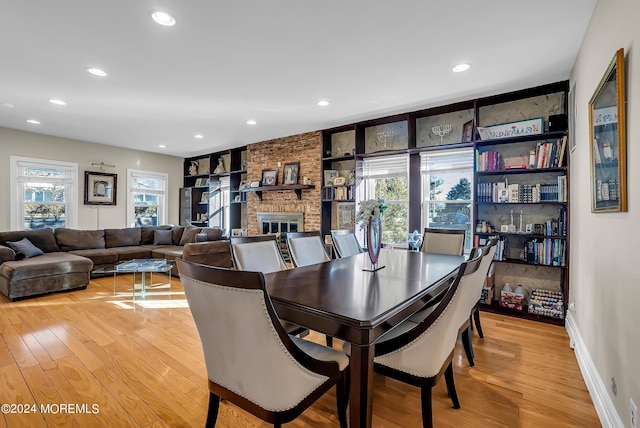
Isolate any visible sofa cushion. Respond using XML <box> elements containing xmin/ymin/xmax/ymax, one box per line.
<box><xmin>109</xmin><ymin>246</ymin><xmax>153</xmax><ymax>261</ymax></box>
<box><xmin>105</xmin><ymin>228</ymin><xmax>141</xmax><ymax>248</ymax></box>
<box><xmin>0</xmin><ymin>252</ymin><xmax>93</xmax><ymax>282</ymax></box>
<box><xmin>151</xmin><ymin>246</ymin><xmax>183</xmax><ymax>261</ymax></box>
<box><xmin>140</xmin><ymin>225</ymin><xmax>173</xmax><ymax>245</ymax></box>
<box><xmin>153</xmin><ymin>229</ymin><xmax>174</xmax><ymax>245</ymax></box>
<box><xmin>6</xmin><ymin>238</ymin><xmax>44</xmax><ymax>260</ymax></box>
<box><xmin>0</xmin><ymin>228</ymin><xmax>60</xmax><ymax>253</ymax></box>
<box><xmin>172</xmin><ymin>226</ymin><xmax>185</xmax><ymax>246</ymax></box>
<box><xmin>67</xmin><ymin>248</ymin><xmax>118</xmax><ymax>265</ymax></box>
<box><xmin>56</xmin><ymin>229</ymin><xmax>105</xmax><ymax>251</ymax></box>
<box><xmin>179</xmin><ymin>225</ymin><xmax>202</xmax><ymax>246</ymax></box>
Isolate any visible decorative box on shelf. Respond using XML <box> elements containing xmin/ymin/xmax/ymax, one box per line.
<box><xmin>528</xmin><ymin>289</ymin><xmax>564</xmax><ymax>319</ymax></box>
<box><xmin>500</xmin><ymin>290</ymin><xmax>524</xmax><ymax>311</ymax></box>
<box><xmin>480</xmin><ymin>286</ymin><xmax>494</xmax><ymax>305</ymax></box>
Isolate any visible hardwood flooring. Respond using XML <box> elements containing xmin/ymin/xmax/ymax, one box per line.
<box><xmin>0</xmin><ymin>274</ymin><xmax>600</xmax><ymax>427</ymax></box>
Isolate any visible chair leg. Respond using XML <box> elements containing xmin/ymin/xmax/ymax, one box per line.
<box><xmin>461</xmin><ymin>326</ymin><xmax>474</xmax><ymax>367</ymax></box>
<box><xmin>444</xmin><ymin>362</ymin><xmax>460</xmax><ymax>409</ymax></box>
<box><xmin>473</xmin><ymin>307</ymin><xmax>484</xmax><ymax>338</ymax></box>
<box><xmin>326</xmin><ymin>335</ymin><xmax>334</xmax><ymax>348</ymax></box>
<box><xmin>206</xmin><ymin>392</ymin><xmax>220</xmax><ymax>428</ymax></box>
<box><xmin>420</xmin><ymin>385</ymin><xmax>434</xmax><ymax>428</ymax></box>
<box><xmin>336</xmin><ymin>369</ymin><xmax>349</xmax><ymax>428</ymax></box>
<box><xmin>469</xmin><ymin>314</ymin><xmax>474</xmax><ymax>331</ymax></box>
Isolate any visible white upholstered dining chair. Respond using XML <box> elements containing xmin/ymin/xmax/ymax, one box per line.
<box><xmin>286</xmin><ymin>231</ymin><xmax>331</xmax><ymax>267</ymax></box>
<box><xmin>419</xmin><ymin>227</ymin><xmax>466</xmax><ymax>256</ymax></box>
<box><xmin>230</xmin><ymin>234</ymin><xmax>306</xmax><ymax>337</ymax></box>
<box><xmin>177</xmin><ymin>260</ymin><xmax>349</xmax><ymax>428</ymax></box>
<box><xmin>342</xmin><ymin>251</ymin><xmax>483</xmax><ymax>428</ymax></box>
<box><xmin>230</xmin><ymin>234</ymin><xmax>288</xmax><ymax>273</ymax></box>
<box><xmin>330</xmin><ymin>229</ymin><xmax>364</xmax><ymax>258</ymax></box>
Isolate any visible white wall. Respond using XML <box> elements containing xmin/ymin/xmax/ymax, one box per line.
<box><xmin>0</xmin><ymin>127</ymin><xmax>184</xmax><ymax>231</ymax></box>
<box><xmin>570</xmin><ymin>0</ymin><xmax>640</xmax><ymax>425</ymax></box>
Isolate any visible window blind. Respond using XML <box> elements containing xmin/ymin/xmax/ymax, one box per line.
<box><xmin>362</xmin><ymin>154</ymin><xmax>408</xmax><ymax>178</ymax></box>
<box><xmin>420</xmin><ymin>149</ymin><xmax>474</xmax><ymax>174</ymax></box>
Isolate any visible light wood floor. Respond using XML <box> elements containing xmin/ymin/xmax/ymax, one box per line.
<box><xmin>0</xmin><ymin>274</ymin><xmax>600</xmax><ymax>427</ymax></box>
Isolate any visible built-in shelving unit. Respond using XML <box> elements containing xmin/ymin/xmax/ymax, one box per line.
<box><xmin>319</xmin><ymin>81</ymin><xmax>570</xmax><ymax>325</ymax></box>
<box><xmin>182</xmin><ymin>147</ymin><xmax>248</xmax><ymax>232</ymax></box>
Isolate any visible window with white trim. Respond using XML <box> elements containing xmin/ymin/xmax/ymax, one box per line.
<box><xmin>10</xmin><ymin>156</ymin><xmax>78</xmax><ymax>230</ymax></box>
<box><xmin>127</xmin><ymin>169</ymin><xmax>168</xmax><ymax>227</ymax></box>
<box><xmin>420</xmin><ymin>148</ymin><xmax>474</xmax><ymax>252</ymax></box>
<box><xmin>358</xmin><ymin>154</ymin><xmax>409</xmax><ymax>247</ymax></box>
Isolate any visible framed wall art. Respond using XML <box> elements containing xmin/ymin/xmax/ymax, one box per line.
<box><xmin>589</xmin><ymin>48</ymin><xmax>627</xmax><ymax>212</ymax></box>
<box><xmin>84</xmin><ymin>171</ymin><xmax>117</xmax><ymax>205</ymax></box>
<box><xmin>261</xmin><ymin>168</ymin><xmax>278</xmax><ymax>186</ymax></box>
<box><xmin>283</xmin><ymin>162</ymin><xmax>299</xmax><ymax>185</ymax></box>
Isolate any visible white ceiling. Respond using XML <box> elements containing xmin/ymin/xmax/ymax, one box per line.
<box><xmin>0</xmin><ymin>1</ymin><xmax>596</xmax><ymax>158</ymax></box>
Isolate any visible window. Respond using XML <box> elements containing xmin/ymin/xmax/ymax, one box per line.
<box><xmin>10</xmin><ymin>156</ymin><xmax>78</xmax><ymax>230</ymax></box>
<box><xmin>127</xmin><ymin>169</ymin><xmax>168</xmax><ymax>227</ymax></box>
<box><xmin>359</xmin><ymin>154</ymin><xmax>409</xmax><ymax>246</ymax></box>
<box><xmin>420</xmin><ymin>148</ymin><xmax>474</xmax><ymax>252</ymax></box>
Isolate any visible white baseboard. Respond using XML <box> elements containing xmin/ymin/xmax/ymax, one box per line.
<box><xmin>565</xmin><ymin>312</ymin><xmax>624</xmax><ymax>427</ymax></box>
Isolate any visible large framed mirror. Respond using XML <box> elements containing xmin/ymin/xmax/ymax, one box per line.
<box><xmin>589</xmin><ymin>48</ymin><xmax>627</xmax><ymax>212</ymax></box>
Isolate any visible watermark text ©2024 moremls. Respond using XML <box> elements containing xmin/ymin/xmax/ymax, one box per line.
<box><xmin>1</xmin><ymin>403</ymin><xmax>100</xmax><ymax>414</ymax></box>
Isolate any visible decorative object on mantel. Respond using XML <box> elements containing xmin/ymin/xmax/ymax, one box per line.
<box><xmin>283</xmin><ymin>162</ymin><xmax>299</xmax><ymax>185</ymax></box>
<box><xmin>431</xmin><ymin>123</ymin><xmax>452</xmax><ymax>142</ymax></box>
<box><xmin>261</xmin><ymin>168</ymin><xmax>278</xmax><ymax>186</ymax></box>
<box><xmin>356</xmin><ymin>199</ymin><xmax>387</xmax><ymax>272</ymax></box>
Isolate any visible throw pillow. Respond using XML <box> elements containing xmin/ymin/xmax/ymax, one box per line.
<box><xmin>153</xmin><ymin>229</ymin><xmax>174</xmax><ymax>245</ymax></box>
<box><xmin>6</xmin><ymin>237</ymin><xmax>45</xmax><ymax>259</ymax></box>
<box><xmin>194</xmin><ymin>233</ymin><xmax>208</xmax><ymax>242</ymax></box>
<box><xmin>179</xmin><ymin>225</ymin><xmax>202</xmax><ymax>246</ymax></box>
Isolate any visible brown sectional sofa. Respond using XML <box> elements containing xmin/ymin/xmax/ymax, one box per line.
<box><xmin>0</xmin><ymin>225</ymin><xmax>232</xmax><ymax>301</ymax></box>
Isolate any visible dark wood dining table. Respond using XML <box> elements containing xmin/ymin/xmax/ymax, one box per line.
<box><xmin>264</xmin><ymin>248</ymin><xmax>465</xmax><ymax>428</ymax></box>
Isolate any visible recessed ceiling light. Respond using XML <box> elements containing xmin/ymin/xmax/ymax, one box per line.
<box><xmin>452</xmin><ymin>63</ymin><xmax>471</xmax><ymax>73</ymax></box>
<box><xmin>317</xmin><ymin>100</ymin><xmax>330</xmax><ymax>107</ymax></box>
<box><xmin>158</xmin><ymin>144</ymin><xmax>167</xmax><ymax>148</ymax></box>
<box><xmin>1</xmin><ymin>102</ymin><xmax>14</xmax><ymax>108</ymax></box>
<box><xmin>86</xmin><ymin>67</ymin><xmax>107</xmax><ymax>77</ymax></box>
<box><xmin>151</xmin><ymin>11</ymin><xmax>176</xmax><ymax>26</ymax></box>
<box><xmin>26</xmin><ymin>119</ymin><xmax>41</xmax><ymax>125</ymax></box>
<box><xmin>194</xmin><ymin>134</ymin><xmax>204</xmax><ymax>139</ymax></box>
<box><xmin>246</xmin><ymin>120</ymin><xmax>257</xmax><ymax>125</ymax></box>
<box><xmin>49</xmin><ymin>99</ymin><xmax>66</xmax><ymax>105</ymax></box>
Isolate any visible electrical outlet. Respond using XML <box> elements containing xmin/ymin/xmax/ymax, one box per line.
<box><xmin>631</xmin><ymin>398</ymin><xmax>637</xmax><ymax>428</ymax></box>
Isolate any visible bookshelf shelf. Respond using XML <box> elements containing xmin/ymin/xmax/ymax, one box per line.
<box><xmin>479</xmin><ymin>303</ymin><xmax>564</xmax><ymax>326</ymax></box>
<box><xmin>475</xmin><ymin>201</ymin><xmax>567</xmax><ymax>205</ymax></box>
<box><xmin>476</xmin><ymin>167</ymin><xmax>566</xmax><ymax>176</ymax></box>
<box><xmin>493</xmin><ymin>258</ymin><xmax>566</xmax><ymax>268</ymax></box>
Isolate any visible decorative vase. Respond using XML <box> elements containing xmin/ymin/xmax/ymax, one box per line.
<box><xmin>364</xmin><ymin>217</ymin><xmax>385</xmax><ymax>271</ymax></box>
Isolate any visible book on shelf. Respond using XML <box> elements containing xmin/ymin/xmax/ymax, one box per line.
<box><xmin>524</xmin><ymin>238</ymin><xmax>566</xmax><ymax>266</ymax></box>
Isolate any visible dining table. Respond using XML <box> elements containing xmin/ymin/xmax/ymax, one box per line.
<box><xmin>264</xmin><ymin>248</ymin><xmax>465</xmax><ymax>428</ymax></box>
